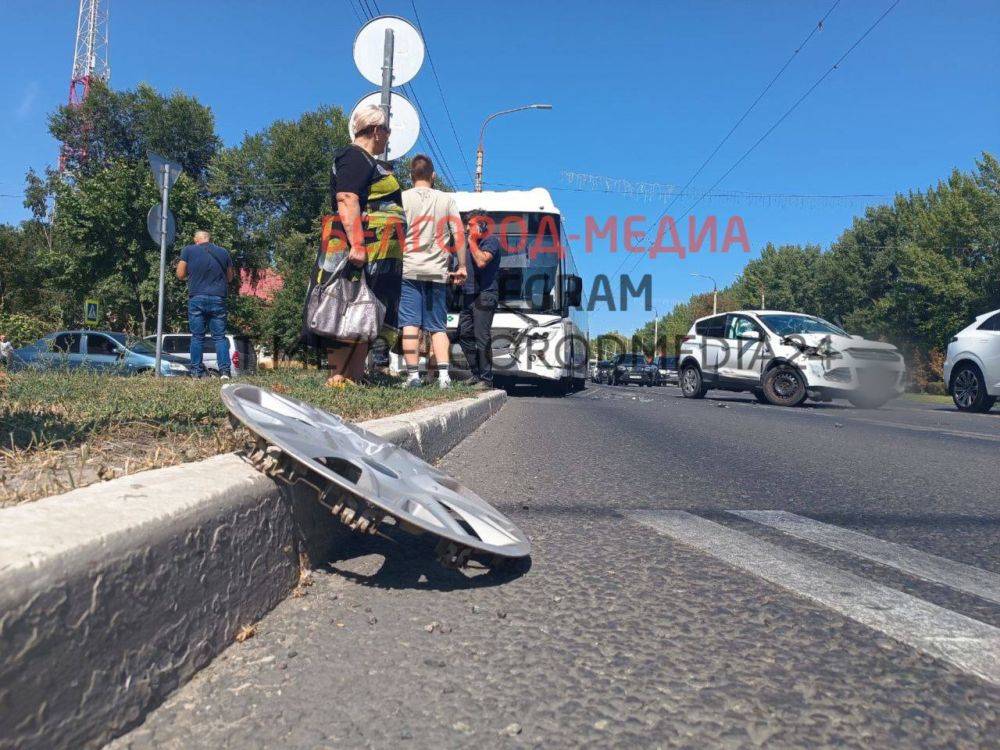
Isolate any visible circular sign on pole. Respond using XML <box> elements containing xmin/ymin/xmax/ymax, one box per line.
<box><xmin>146</xmin><ymin>205</ymin><xmax>176</xmax><ymax>247</ymax></box>
<box><xmin>349</xmin><ymin>91</ymin><xmax>421</xmax><ymax>161</ymax></box>
<box><xmin>353</xmin><ymin>15</ymin><xmax>425</xmax><ymax>87</ymax></box>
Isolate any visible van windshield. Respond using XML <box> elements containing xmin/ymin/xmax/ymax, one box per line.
<box><xmin>482</xmin><ymin>211</ymin><xmax>561</xmax><ymax>314</ymax></box>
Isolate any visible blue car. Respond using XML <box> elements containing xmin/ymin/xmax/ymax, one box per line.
<box><xmin>11</xmin><ymin>330</ymin><xmax>191</xmax><ymax>377</ymax></box>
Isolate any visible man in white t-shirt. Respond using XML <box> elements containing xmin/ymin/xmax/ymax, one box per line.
<box><xmin>0</xmin><ymin>334</ymin><xmax>14</xmax><ymax>366</ymax></box>
<box><xmin>400</xmin><ymin>155</ymin><xmax>467</xmax><ymax>388</ymax></box>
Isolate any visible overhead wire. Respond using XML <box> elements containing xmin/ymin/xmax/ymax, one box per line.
<box><xmin>409</xmin><ymin>0</ymin><xmax>474</xmax><ymax>185</ymax></box>
<box><xmin>621</xmin><ymin>0</ymin><xmax>902</xmax><ymax>281</ymax></box>
<box><xmin>608</xmin><ymin>0</ymin><xmax>845</xmax><ymax>283</ymax></box>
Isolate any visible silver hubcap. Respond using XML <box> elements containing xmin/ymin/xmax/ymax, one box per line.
<box><xmin>954</xmin><ymin>369</ymin><xmax>980</xmax><ymax>408</ymax></box>
<box><xmin>683</xmin><ymin>369</ymin><xmax>698</xmax><ymax>393</ymax></box>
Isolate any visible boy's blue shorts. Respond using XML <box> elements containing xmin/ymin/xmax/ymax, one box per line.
<box><xmin>398</xmin><ymin>279</ymin><xmax>448</xmax><ymax>332</ymax></box>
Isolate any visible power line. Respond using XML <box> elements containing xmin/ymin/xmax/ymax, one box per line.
<box><xmin>402</xmin><ymin>80</ymin><xmax>460</xmax><ymax>187</ymax></box>
<box><xmin>622</xmin><ymin>0</ymin><xmax>901</xmax><ymax>281</ymax></box>
<box><xmin>409</xmin><ymin>0</ymin><xmax>474</xmax><ymax>185</ymax></box>
<box><xmin>609</xmin><ymin>0</ymin><xmax>843</xmax><ymax>283</ymax></box>
<box><xmin>664</xmin><ymin>0</ymin><xmax>842</xmax><ymax>216</ymax></box>
<box><xmin>344</xmin><ymin>0</ymin><xmax>365</xmax><ymax>24</ymax></box>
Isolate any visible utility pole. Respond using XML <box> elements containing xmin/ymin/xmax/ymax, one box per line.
<box><xmin>378</xmin><ymin>28</ymin><xmax>395</xmax><ymax>160</ymax></box>
<box><xmin>154</xmin><ymin>164</ymin><xmax>169</xmax><ymax>376</ymax></box>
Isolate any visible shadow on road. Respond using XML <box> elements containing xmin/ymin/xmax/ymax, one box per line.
<box><xmin>678</xmin><ymin>393</ymin><xmax>853</xmax><ymax>411</ymax></box>
<box><xmin>321</xmin><ymin>527</ymin><xmax>532</xmax><ymax>592</ymax></box>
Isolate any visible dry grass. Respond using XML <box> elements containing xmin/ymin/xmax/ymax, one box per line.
<box><xmin>0</xmin><ymin>368</ymin><xmax>473</xmax><ymax>506</ymax></box>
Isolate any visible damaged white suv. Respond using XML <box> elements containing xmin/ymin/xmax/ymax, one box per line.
<box><xmin>678</xmin><ymin>310</ymin><xmax>906</xmax><ymax>408</ymax></box>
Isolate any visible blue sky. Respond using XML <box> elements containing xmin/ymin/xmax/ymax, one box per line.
<box><xmin>2</xmin><ymin>0</ymin><xmax>998</xmax><ymax>335</ymax></box>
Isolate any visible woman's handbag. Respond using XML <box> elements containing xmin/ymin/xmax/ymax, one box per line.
<box><xmin>306</xmin><ymin>255</ymin><xmax>386</xmax><ymax>343</ymax></box>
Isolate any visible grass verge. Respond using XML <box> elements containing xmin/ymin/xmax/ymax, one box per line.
<box><xmin>902</xmin><ymin>392</ymin><xmax>953</xmax><ymax>405</ymax></box>
<box><xmin>0</xmin><ymin>369</ymin><xmax>475</xmax><ymax>506</ymax></box>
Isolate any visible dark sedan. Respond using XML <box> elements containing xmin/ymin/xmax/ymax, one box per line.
<box><xmin>609</xmin><ymin>353</ymin><xmax>657</xmax><ymax>386</ymax></box>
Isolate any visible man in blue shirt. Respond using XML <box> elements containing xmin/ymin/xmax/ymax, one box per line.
<box><xmin>176</xmin><ymin>230</ymin><xmax>235</xmax><ymax>378</ymax></box>
<box><xmin>458</xmin><ymin>214</ymin><xmax>502</xmax><ymax>389</ymax></box>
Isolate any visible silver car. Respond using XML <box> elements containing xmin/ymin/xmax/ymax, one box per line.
<box><xmin>11</xmin><ymin>331</ymin><xmax>190</xmax><ymax>377</ymax></box>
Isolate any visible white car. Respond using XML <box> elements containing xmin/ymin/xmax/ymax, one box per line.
<box><xmin>678</xmin><ymin>310</ymin><xmax>906</xmax><ymax>408</ymax></box>
<box><xmin>144</xmin><ymin>333</ymin><xmax>258</xmax><ymax>376</ymax></box>
<box><xmin>943</xmin><ymin>309</ymin><xmax>1000</xmax><ymax>412</ymax></box>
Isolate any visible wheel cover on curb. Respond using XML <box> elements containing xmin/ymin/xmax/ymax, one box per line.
<box><xmin>221</xmin><ymin>384</ymin><xmax>530</xmax><ymax>565</ymax></box>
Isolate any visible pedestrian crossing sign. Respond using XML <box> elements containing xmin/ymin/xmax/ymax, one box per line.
<box><xmin>84</xmin><ymin>299</ymin><xmax>100</xmax><ymax>325</ymax></box>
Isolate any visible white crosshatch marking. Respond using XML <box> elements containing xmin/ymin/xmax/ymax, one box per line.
<box><xmin>729</xmin><ymin>510</ymin><xmax>1000</xmax><ymax>606</ymax></box>
<box><xmin>624</xmin><ymin>510</ymin><xmax>1000</xmax><ymax>686</ymax></box>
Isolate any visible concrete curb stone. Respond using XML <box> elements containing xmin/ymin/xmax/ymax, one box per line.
<box><xmin>0</xmin><ymin>389</ymin><xmax>506</xmax><ymax>750</ymax></box>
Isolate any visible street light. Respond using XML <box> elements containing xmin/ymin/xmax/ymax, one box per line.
<box><xmin>475</xmin><ymin>104</ymin><xmax>552</xmax><ymax>192</ymax></box>
<box><xmin>691</xmin><ymin>273</ymin><xmax>718</xmax><ymax>315</ymax></box>
<box><xmin>652</xmin><ymin>308</ymin><xmax>658</xmax><ymax>357</ymax></box>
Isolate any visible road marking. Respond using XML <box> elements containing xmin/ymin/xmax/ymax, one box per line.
<box><xmin>844</xmin><ymin>416</ymin><xmax>1000</xmax><ymax>442</ymax></box>
<box><xmin>624</xmin><ymin>510</ymin><xmax>1000</xmax><ymax>686</ymax></box>
<box><xmin>730</xmin><ymin>510</ymin><xmax>1000</xmax><ymax>605</ymax></box>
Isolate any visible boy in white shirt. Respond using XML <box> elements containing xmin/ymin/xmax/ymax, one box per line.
<box><xmin>399</xmin><ymin>155</ymin><xmax>467</xmax><ymax>387</ymax></box>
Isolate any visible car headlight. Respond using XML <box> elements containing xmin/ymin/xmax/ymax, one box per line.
<box><xmin>804</xmin><ymin>345</ymin><xmax>842</xmax><ymax>360</ymax></box>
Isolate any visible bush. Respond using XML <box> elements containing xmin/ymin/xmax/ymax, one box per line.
<box><xmin>0</xmin><ymin>313</ymin><xmax>57</xmax><ymax>348</ymax></box>
<box><xmin>923</xmin><ymin>381</ymin><xmax>948</xmax><ymax>396</ymax></box>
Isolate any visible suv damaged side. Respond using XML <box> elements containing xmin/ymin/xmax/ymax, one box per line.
<box><xmin>677</xmin><ymin>311</ymin><xmax>906</xmax><ymax>408</ymax></box>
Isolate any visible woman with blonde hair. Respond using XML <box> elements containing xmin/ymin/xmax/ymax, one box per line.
<box><xmin>303</xmin><ymin>105</ymin><xmax>406</xmax><ymax>386</ymax></box>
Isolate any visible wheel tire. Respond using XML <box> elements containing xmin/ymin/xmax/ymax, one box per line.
<box><xmin>762</xmin><ymin>364</ymin><xmax>807</xmax><ymax>407</ymax></box>
<box><xmin>752</xmin><ymin>389</ymin><xmax>770</xmax><ymax>405</ymax></box>
<box><xmin>573</xmin><ymin>377</ymin><xmax>586</xmax><ymax>391</ymax></box>
<box><xmin>680</xmin><ymin>365</ymin><xmax>707</xmax><ymax>399</ymax></box>
<box><xmin>950</xmin><ymin>364</ymin><xmax>997</xmax><ymax>413</ymax></box>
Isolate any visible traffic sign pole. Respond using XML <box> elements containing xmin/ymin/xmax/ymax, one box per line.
<box><xmin>154</xmin><ymin>163</ymin><xmax>169</xmax><ymax>377</ymax></box>
<box><xmin>379</xmin><ymin>28</ymin><xmax>395</xmax><ymax>160</ymax></box>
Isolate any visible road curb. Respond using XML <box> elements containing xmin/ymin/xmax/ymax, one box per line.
<box><xmin>0</xmin><ymin>389</ymin><xmax>506</xmax><ymax>750</ymax></box>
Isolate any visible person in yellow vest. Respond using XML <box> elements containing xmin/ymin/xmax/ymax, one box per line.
<box><xmin>303</xmin><ymin>105</ymin><xmax>405</xmax><ymax>386</ymax></box>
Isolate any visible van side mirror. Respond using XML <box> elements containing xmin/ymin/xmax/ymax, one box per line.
<box><xmin>564</xmin><ymin>275</ymin><xmax>583</xmax><ymax>308</ymax></box>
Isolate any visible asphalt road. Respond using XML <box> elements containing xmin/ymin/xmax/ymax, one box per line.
<box><xmin>110</xmin><ymin>384</ymin><xmax>1000</xmax><ymax>749</ymax></box>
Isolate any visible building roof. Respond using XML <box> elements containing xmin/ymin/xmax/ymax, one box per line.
<box><xmin>239</xmin><ymin>269</ymin><xmax>284</xmax><ymax>302</ymax></box>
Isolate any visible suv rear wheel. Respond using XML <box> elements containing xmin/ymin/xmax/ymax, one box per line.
<box><xmin>762</xmin><ymin>364</ymin><xmax>807</xmax><ymax>407</ymax></box>
<box><xmin>680</xmin><ymin>364</ymin><xmax>707</xmax><ymax>399</ymax></box>
<box><xmin>951</xmin><ymin>363</ymin><xmax>996</xmax><ymax>413</ymax></box>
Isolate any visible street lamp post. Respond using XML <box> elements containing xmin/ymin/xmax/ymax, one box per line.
<box><xmin>475</xmin><ymin>104</ymin><xmax>552</xmax><ymax>192</ymax></box>
<box><xmin>691</xmin><ymin>273</ymin><xmax>718</xmax><ymax>315</ymax></box>
<box><xmin>652</xmin><ymin>308</ymin><xmax>658</xmax><ymax>357</ymax></box>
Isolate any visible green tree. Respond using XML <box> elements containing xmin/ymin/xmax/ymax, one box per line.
<box><xmin>50</xmin><ymin>161</ymin><xmax>233</xmax><ymax>334</ymax></box>
<box><xmin>49</xmin><ymin>81</ymin><xmax>221</xmax><ymax>179</ymax></box>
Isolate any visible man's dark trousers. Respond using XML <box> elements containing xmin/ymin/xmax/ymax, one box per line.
<box><xmin>458</xmin><ymin>290</ymin><xmax>497</xmax><ymax>384</ymax></box>
<box><xmin>188</xmin><ymin>295</ymin><xmax>231</xmax><ymax>377</ymax></box>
